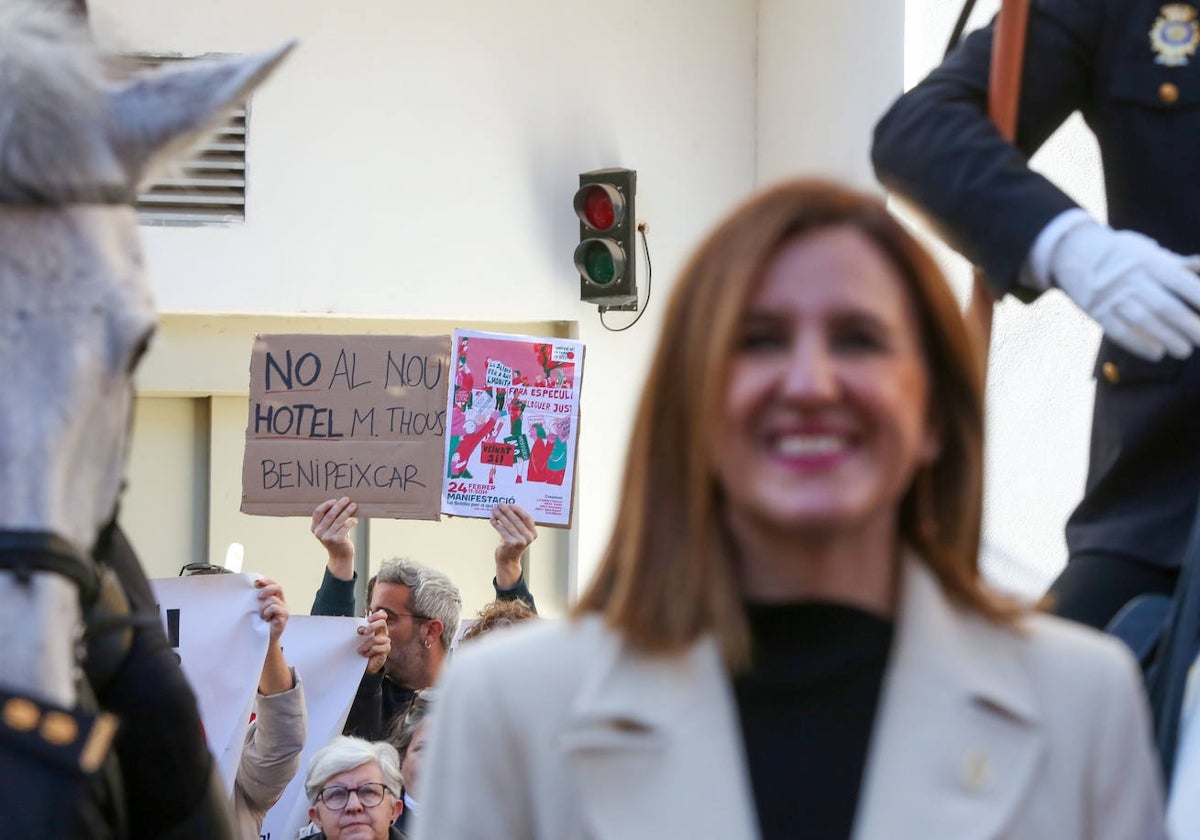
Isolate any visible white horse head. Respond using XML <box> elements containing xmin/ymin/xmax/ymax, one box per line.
<box><xmin>0</xmin><ymin>0</ymin><xmax>292</xmax><ymax>706</ymax></box>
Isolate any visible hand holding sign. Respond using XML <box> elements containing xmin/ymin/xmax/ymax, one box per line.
<box><xmin>254</xmin><ymin>577</ymin><xmax>290</xmax><ymax>644</ymax></box>
<box><xmin>311</xmin><ymin>496</ymin><xmax>359</xmax><ymax>580</ymax></box>
<box><xmin>491</xmin><ymin>503</ymin><xmax>538</xmax><ymax>589</ymax></box>
<box><xmin>254</xmin><ymin>577</ymin><xmax>295</xmax><ymax>697</ymax></box>
<box><xmin>359</xmin><ymin>610</ymin><xmax>390</xmax><ymax>675</ymax></box>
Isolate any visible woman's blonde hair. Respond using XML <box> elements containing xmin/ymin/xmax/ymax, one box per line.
<box><xmin>575</xmin><ymin>178</ymin><xmax>1012</xmax><ymax>669</ymax></box>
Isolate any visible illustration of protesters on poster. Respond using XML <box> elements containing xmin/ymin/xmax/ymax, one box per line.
<box><xmin>442</xmin><ymin>329</ymin><xmax>583</xmax><ymax>527</ymax></box>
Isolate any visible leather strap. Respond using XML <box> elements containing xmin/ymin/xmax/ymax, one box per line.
<box><xmin>988</xmin><ymin>0</ymin><xmax>1032</xmax><ymax>143</ymax></box>
<box><xmin>0</xmin><ymin>531</ymin><xmax>101</xmax><ymax>605</ymax></box>
<box><xmin>964</xmin><ymin>0</ymin><xmax>1032</xmax><ymax>364</ymax></box>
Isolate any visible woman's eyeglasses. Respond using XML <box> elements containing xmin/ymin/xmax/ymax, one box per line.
<box><xmin>316</xmin><ymin>782</ymin><xmax>391</xmax><ymax>810</ymax></box>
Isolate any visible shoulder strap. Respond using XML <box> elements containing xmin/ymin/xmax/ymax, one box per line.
<box><xmin>945</xmin><ymin>0</ymin><xmax>980</xmax><ymax>57</ymax></box>
<box><xmin>965</xmin><ymin>0</ymin><xmax>1032</xmax><ymax>359</ymax></box>
<box><xmin>988</xmin><ymin>0</ymin><xmax>1032</xmax><ymax>142</ymax></box>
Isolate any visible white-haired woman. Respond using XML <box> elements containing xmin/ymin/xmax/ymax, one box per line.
<box><xmin>305</xmin><ymin>737</ymin><xmax>405</xmax><ymax>840</ymax></box>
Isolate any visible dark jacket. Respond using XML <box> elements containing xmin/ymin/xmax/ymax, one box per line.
<box><xmin>873</xmin><ymin>0</ymin><xmax>1200</xmax><ymax>570</ymax></box>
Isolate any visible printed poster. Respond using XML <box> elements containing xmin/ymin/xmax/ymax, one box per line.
<box><xmin>441</xmin><ymin>329</ymin><xmax>584</xmax><ymax>527</ymax></box>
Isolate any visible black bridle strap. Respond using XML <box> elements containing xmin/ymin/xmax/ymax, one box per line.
<box><xmin>0</xmin><ymin>531</ymin><xmax>101</xmax><ymax>605</ymax></box>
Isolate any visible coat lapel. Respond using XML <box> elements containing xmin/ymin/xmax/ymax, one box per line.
<box><xmin>557</xmin><ymin>619</ymin><xmax>760</xmax><ymax>840</ymax></box>
<box><xmin>853</xmin><ymin>560</ymin><xmax>1045</xmax><ymax>840</ymax></box>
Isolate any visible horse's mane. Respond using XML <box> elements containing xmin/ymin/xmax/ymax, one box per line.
<box><xmin>0</xmin><ymin>0</ymin><xmax>129</xmax><ymax>203</ymax></box>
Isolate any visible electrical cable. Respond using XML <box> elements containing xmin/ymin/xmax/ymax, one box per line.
<box><xmin>599</xmin><ymin>225</ymin><xmax>652</xmax><ymax>332</ymax></box>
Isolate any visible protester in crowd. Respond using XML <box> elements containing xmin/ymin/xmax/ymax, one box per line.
<box><xmin>459</xmin><ymin>598</ymin><xmax>538</xmax><ymax>644</ymax></box>
<box><xmin>413</xmin><ymin>180</ymin><xmax>1166</xmax><ymax>840</ymax></box>
<box><xmin>872</xmin><ymin>4</ymin><xmax>1200</xmax><ymax>631</ymax></box>
<box><xmin>178</xmin><ymin>564</ymin><xmax>311</xmax><ymax>839</ymax></box>
<box><xmin>304</xmin><ymin>736</ymin><xmax>404</xmax><ymax>840</ymax></box>
<box><xmin>234</xmin><ymin>577</ymin><xmax>308</xmax><ymax>838</ymax></box>
<box><xmin>387</xmin><ymin>689</ymin><xmax>434</xmax><ymax>836</ymax></box>
<box><xmin>309</xmin><ymin>498</ymin><xmax>538</xmax><ymax>740</ymax></box>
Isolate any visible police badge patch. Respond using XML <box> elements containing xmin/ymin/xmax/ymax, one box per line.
<box><xmin>1151</xmin><ymin>4</ymin><xmax>1200</xmax><ymax>66</ymax></box>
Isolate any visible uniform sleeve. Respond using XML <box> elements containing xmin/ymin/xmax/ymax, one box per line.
<box><xmin>871</xmin><ymin>0</ymin><xmax>1103</xmax><ymax>295</ymax></box>
<box><xmin>1087</xmin><ymin>646</ymin><xmax>1168</xmax><ymax>839</ymax></box>
<box><xmin>412</xmin><ymin>649</ymin><xmax>533</xmax><ymax>840</ymax></box>
<box><xmin>311</xmin><ymin>568</ymin><xmax>357</xmax><ymax>617</ymax></box>
<box><xmin>235</xmin><ymin>671</ymin><xmax>308</xmax><ymax>819</ymax></box>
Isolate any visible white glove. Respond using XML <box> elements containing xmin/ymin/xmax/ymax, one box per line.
<box><xmin>1037</xmin><ymin>214</ymin><xmax>1200</xmax><ymax>361</ymax></box>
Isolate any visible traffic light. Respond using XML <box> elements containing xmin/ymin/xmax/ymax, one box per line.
<box><xmin>573</xmin><ymin>168</ymin><xmax>637</xmax><ymax>307</ymax></box>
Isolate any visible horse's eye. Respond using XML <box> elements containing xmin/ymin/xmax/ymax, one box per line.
<box><xmin>125</xmin><ymin>326</ymin><xmax>156</xmax><ymax>374</ymax></box>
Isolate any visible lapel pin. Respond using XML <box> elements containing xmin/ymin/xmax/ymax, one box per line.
<box><xmin>962</xmin><ymin>750</ymin><xmax>990</xmax><ymax>793</ymax></box>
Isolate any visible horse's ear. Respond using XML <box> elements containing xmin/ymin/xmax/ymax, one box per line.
<box><xmin>106</xmin><ymin>41</ymin><xmax>296</xmax><ymax>187</ymax></box>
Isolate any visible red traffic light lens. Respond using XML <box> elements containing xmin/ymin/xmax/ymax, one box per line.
<box><xmin>583</xmin><ymin>188</ymin><xmax>614</xmax><ymax>229</ymax></box>
<box><xmin>573</xmin><ymin>184</ymin><xmax>625</xmax><ymax>231</ymax></box>
<box><xmin>574</xmin><ymin>239</ymin><xmax>625</xmax><ymax>286</ymax></box>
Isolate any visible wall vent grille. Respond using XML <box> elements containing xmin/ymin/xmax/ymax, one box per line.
<box><xmin>130</xmin><ymin>54</ymin><xmax>250</xmax><ymax>226</ymax></box>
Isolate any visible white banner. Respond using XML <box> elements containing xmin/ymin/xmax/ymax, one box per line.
<box><xmin>260</xmin><ymin>615</ymin><xmax>367</xmax><ymax>840</ymax></box>
<box><xmin>151</xmin><ymin>573</ymin><xmax>269</xmax><ymax>797</ymax></box>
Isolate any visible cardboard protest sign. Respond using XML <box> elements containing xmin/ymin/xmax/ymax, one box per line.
<box><xmin>241</xmin><ymin>334</ymin><xmax>451</xmax><ymax>519</ymax></box>
<box><xmin>150</xmin><ymin>573</ymin><xmax>269</xmax><ymax>797</ymax></box>
<box><xmin>442</xmin><ymin>329</ymin><xmax>584</xmax><ymax>527</ymax></box>
<box><xmin>260</xmin><ymin>615</ymin><xmax>367</xmax><ymax>840</ymax></box>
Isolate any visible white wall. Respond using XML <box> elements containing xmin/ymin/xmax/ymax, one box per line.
<box><xmin>91</xmin><ymin>0</ymin><xmax>759</xmax><ymax>600</ymax></box>
<box><xmin>757</xmin><ymin>0</ymin><xmax>906</xmax><ymax>188</ymax></box>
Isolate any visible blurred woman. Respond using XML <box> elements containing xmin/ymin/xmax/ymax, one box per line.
<box><xmin>413</xmin><ymin>180</ymin><xmax>1166</xmax><ymax>840</ymax></box>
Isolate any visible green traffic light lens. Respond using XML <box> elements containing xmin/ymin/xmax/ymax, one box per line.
<box><xmin>584</xmin><ymin>243</ymin><xmax>616</xmax><ymax>285</ymax></box>
<box><xmin>574</xmin><ymin>238</ymin><xmax>626</xmax><ymax>287</ymax></box>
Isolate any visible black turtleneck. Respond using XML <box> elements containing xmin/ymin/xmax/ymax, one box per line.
<box><xmin>732</xmin><ymin>601</ymin><xmax>894</xmax><ymax>840</ymax></box>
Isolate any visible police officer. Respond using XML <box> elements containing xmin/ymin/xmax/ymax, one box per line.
<box><xmin>872</xmin><ymin>0</ymin><xmax>1200</xmax><ymax>629</ymax></box>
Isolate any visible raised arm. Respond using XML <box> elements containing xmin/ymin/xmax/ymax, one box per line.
<box><xmin>490</xmin><ymin>503</ymin><xmax>538</xmax><ymax>613</ymax></box>
<box><xmin>310</xmin><ymin>497</ymin><xmax>359</xmax><ymax>616</ymax></box>
<box><xmin>236</xmin><ymin>579</ymin><xmax>307</xmax><ymax>823</ymax></box>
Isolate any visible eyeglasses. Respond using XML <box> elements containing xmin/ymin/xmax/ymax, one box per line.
<box><xmin>316</xmin><ymin>782</ymin><xmax>391</xmax><ymax>811</ymax></box>
<box><xmin>366</xmin><ymin>606</ymin><xmax>432</xmax><ymax>624</ymax></box>
<box><xmin>178</xmin><ymin>562</ymin><xmax>233</xmax><ymax>577</ymax></box>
